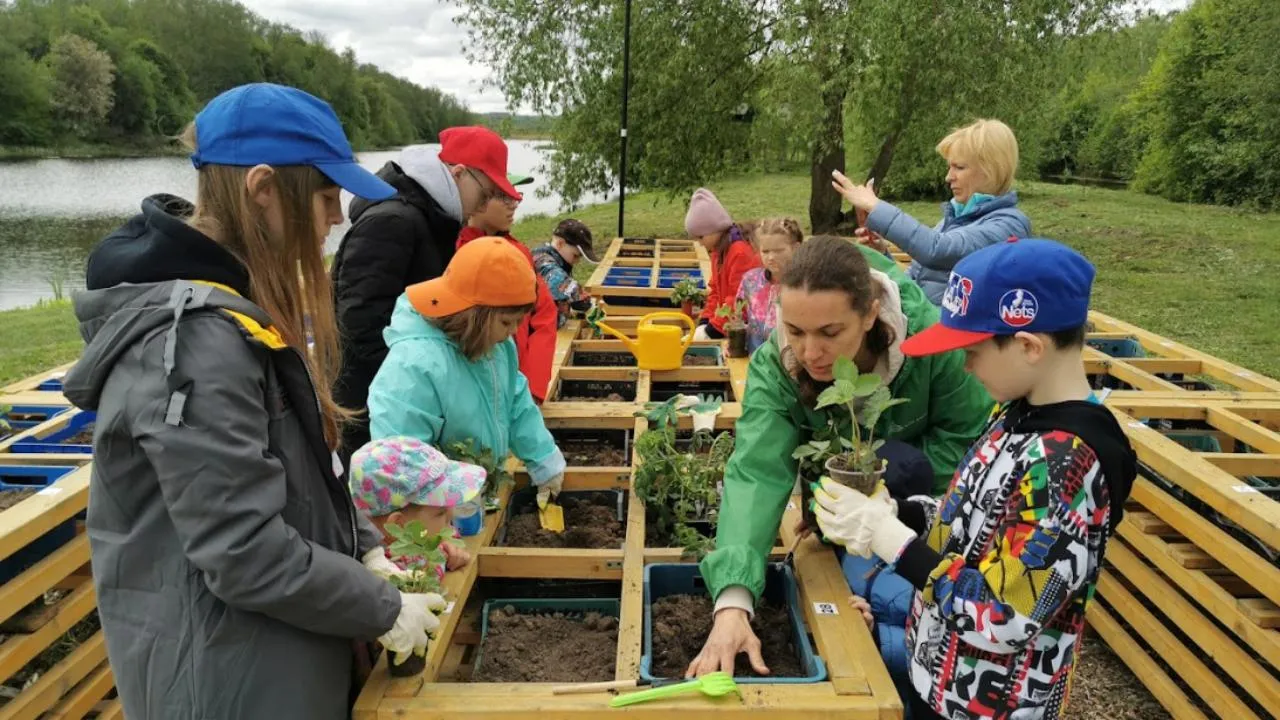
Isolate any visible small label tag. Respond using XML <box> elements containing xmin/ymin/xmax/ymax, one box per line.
<box><xmin>813</xmin><ymin>602</ymin><xmax>839</xmax><ymax>616</ymax></box>
<box><xmin>1127</xmin><ymin>421</ymin><xmax>1146</xmax><ymax>429</ymax></box>
<box><xmin>36</xmin><ymin>486</ymin><xmax>63</xmax><ymax>496</ymax></box>
<box><xmin>444</xmin><ymin>601</ymin><xmax>456</xmax><ymax>614</ymax></box>
<box><xmin>786</xmin><ymin>501</ymin><xmax>797</xmax><ymax>510</ymax></box>
<box><xmin>1232</xmin><ymin>484</ymin><xmax>1260</xmax><ymax>494</ymax></box>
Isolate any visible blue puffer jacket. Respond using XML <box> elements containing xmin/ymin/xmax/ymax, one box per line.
<box><xmin>844</xmin><ymin>554</ymin><xmax>915</xmax><ymax>711</ymax></box>
<box><xmin>866</xmin><ymin>192</ymin><xmax>1031</xmax><ymax>305</ymax></box>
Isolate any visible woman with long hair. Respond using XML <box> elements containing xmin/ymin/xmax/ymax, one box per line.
<box><xmin>63</xmin><ymin>84</ymin><xmax>441</xmax><ymax>719</ymax></box>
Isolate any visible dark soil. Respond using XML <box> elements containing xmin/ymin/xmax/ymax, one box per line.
<box><xmin>0</xmin><ymin>488</ymin><xmax>37</xmax><ymax>512</ymax></box>
<box><xmin>558</xmin><ymin>393</ymin><xmax>627</xmax><ymax>402</ymax></box>
<box><xmin>683</xmin><ymin>354</ymin><xmax>717</xmax><ymax>366</ymax></box>
<box><xmin>560</xmin><ymin>441</ymin><xmax>629</xmax><ymax>467</ymax></box>
<box><xmin>502</xmin><ymin>495</ymin><xmax>625</xmax><ymax>549</ymax></box>
<box><xmin>473</xmin><ymin>605</ymin><xmax>618</xmax><ymax>683</ymax></box>
<box><xmin>649</xmin><ymin>594</ymin><xmax>804</xmax><ymax>678</ymax></box>
<box><xmin>64</xmin><ymin>429</ymin><xmax>94</xmax><ymax>444</ymax></box>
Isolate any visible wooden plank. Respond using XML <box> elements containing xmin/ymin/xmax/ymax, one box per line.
<box><xmin>1083</xmin><ymin>602</ymin><xmax>1210</xmax><ymax>720</ymax></box>
<box><xmin>45</xmin><ymin>660</ymin><xmax>115</xmax><ymax>719</ymax></box>
<box><xmin>0</xmin><ymin>578</ymin><xmax>95</xmax><ymax>682</ymax></box>
<box><xmin>1131</xmin><ymin>479</ymin><xmax>1280</xmax><ymax>606</ymax></box>
<box><xmin>0</xmin><ymin>464</ymin><xmax>91</xmax><ymax>563</ymax></box>
<box><xmin>1237</xmin><ymin>598</ymin><xmax>1280</xmax><ymax>629</ymax></box>
<box><xmin>0</xmin><ymin>453</ymin><xmax>91</xmax><ymax>466</ymax></box>
<box><xmin>1112</xmin><ymin>410</ymin><xmax>1280</xmax><ymax>551</ymax></box>
<box><xmin>1088</xmin><ymin>310</ymin><xmax>1280</xmax><ymax>392</ymax></box>
<box><xmin>1095</xmin><ymin>572</ymin><xmax>1260</xmax><ymax>720</ymax></box>
<box><xmin>1206</xmin><ymin>408</ymin><xmax>1280</xmax><ymax>454</ymax></box>
<box><xmin>778</xmin><ymin>501</ymin><xmax>872</xmax><ymax>698</ymax></box>
<box><xmin>1118</xmin><ymin>522</ymin><xmax>1280</xmax><ymax>667</ymax></box>
<box><xmin>1083</xmin><ymin>351</ymin><xmax>1187</xmax><ymax>392</ymax></box>
<box><xmin>94</xmin><ymin>700</ymin><xmax>123</xmax><ymax>720</ymax></box>
<box><xmin>1168</xmin><ymin>543</ymin><xmax>1221</xmax><ymax>570</ymax></box>
<box><xmin>553</xmin><ymin>368</ymin><xmax>640</xmax><ymax>382</ymax></box>
<box><xmin>0</xmin><ymin>362</ymin><xmax>76</xmax><ymax>395</ymax></box>
<box><xmin>0</xmin><ymin>630</ymin><xmax>107</xmax><ymax>720</ymax></box>
<box><xmin>1123</xmin><ymin>358</ymin><xmax>1208</xmax><ymax>375</ymax></box>
<box><xmin>1103</xmin><ymin>540</ymin><xmax>1280</xmax><ymax>711</ymax></box>
<box><xmin>615</xmin><ymin>419</ymin><xmax>646</xmax><ymax>682</ymax></box>
<box><xmin>477</xmin><ymin>548</ymin><xmax>624</xmax><ymax>580</ymax></box>
<box><xmin>1125</xmin><ymin>510</ymin><xmax>1177</xmax><ymax>537</ymax></box>
<box><xmin>1105</xmin><ymin>391</ymin><xmax>1280</xmax><ymax>404</ymax></box>
<box><xmin>1197</xmin><ymin>453</ymin><xmax>1280</xmax><ymax>476</ymax></box>
<box><xmin>375</xmin><ymin>683</ymin><xmax>887</xmax><ymax>719</ymax></box>
<box><xmin>539</xmin><ymin>404</ymin><xmax>648</xmax><ymax>421</ymax></box>
<box><xmin>0</xmin><ymin>534</ymin><xmax>91</xmax><ymax>626</ymax></box>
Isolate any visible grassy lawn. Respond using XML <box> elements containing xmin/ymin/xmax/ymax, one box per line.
<box><xmin>3</xmin><ymin>174</ymin><xmax>1276</xmax><ymax>386</ymax></box>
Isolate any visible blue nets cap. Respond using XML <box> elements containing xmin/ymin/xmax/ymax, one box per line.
<box><xmin>901</xmin><ymin>237</ymin><xmax>1096</xmax><ymax>357</ymax></box>
<box><xmin>190</xmin><ymin>83</ymin><xmax>396</xmax><ymax>201</ymax></box>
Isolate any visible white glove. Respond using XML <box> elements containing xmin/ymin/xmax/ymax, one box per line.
<box><xmin>812</xmin><ymin>477</ymin><xmax>916</xmax><ymax>563</ymax></box>
<box><xmin>693</xmin><ymin>324</ymin><xmax>711</xmax><ymax>341</ymax></box>
<box><xmin>537</xmin><ymin>472</ymin><xmax>564</xmax><ymax>509</ymax></box>
<box><xmin>380</xmin><ymin>592</ymin><xmax>446</xmax><ymax>664</ymax></box>
<box><xmin>362</xmin><ymin>547</ymin><xmax>409</xmax><ymax>581</ymax></box>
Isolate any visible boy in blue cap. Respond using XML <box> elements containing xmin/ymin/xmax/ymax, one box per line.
<box><xmin>812</xmin><ymin>238</ymin><xmax>1136</xmax><ymax>720</ymax></box>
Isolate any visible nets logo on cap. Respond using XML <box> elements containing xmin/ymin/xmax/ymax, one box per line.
<box><xmin>941</xmin><ymin>272</ymin><xmax>973</xmax><ymax>318</ymax></box>
<box><xmin>999</xmin><ymin>289</ymin><xmax>1038</xmax><ymax>328</ymax></box>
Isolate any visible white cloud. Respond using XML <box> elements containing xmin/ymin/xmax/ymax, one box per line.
<box><xmin>239</xmin><ymin>0</ymin><xmax>518</xmax><ymax>113</ymax></box>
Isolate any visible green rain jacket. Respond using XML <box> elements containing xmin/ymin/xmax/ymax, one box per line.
<box><xmin>700</xmin><ymin>247</ymin><xmax>994</xmax><ymax>604</ymax></box>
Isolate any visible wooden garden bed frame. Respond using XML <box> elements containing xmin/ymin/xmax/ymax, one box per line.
<box><xmin>584</xmin><ymin>238</ymin><xmax>712</xmax><ymax>317</ymax></box>
<box><xmin>0</xmin><ymin>408</ymin><xmax>92</xmax><ymax>464</ymax></box>
<box><xmin>0</xmin><ymin>464</ymin><xmax>122</xmax><ymax>719</ymax></box>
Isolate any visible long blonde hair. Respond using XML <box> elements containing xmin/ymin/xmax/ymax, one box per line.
<box><xmin>180</xmin><ymin>123</ymin><xmax>348</xmax><ymax>448</ymax></box>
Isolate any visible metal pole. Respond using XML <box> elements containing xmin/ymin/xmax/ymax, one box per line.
<box><xmin>617</xmin><ymin>0</ymin><xmax>632</xmax><ymax>238</ymax></box>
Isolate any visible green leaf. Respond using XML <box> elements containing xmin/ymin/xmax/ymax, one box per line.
<box><xmin>853</xmin><ymin>374</ymin><xmax>882</xmax><ymax>397</ymax></box>
<box><xmin>832</xmin><ymin>356</ymin><xmax>858</xmax><ymax>384</ymax></box>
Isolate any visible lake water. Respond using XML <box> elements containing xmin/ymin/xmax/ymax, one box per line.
<box><xmin>0</xmin><ymin>140</ymin><xmax>611</xmax><ymax>310</ymax></box>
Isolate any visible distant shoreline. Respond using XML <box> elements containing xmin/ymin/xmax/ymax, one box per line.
<box><xmin>0</xmin><ymin>137</ymin><xmax>552</xmax><ymax>162</ymax></box>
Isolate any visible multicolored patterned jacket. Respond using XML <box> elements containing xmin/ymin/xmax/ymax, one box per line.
<box><xmin>532</xmin><ymin>244</ymin><xmax>590</xmax><ymax>328</ymax></box>
<box><xmin>734</xmin><ymin>267</ymin><xmax>778</xmax><ymax>354</ymax></box>
<box><xmin>894</xmin><ymin>398</ymin><xmax>1135</xmax><ymax>720</ymax></box>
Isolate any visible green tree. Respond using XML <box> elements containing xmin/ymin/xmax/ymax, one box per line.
<box><xmin>130</xmin><ymin>39</ymin><xmax>196</xmax><ymax>135</ymax></box>
<box><xmin>108</xmin><ymin>48</ymin><xmax>162</xmax><ymax>135</ymax></box>
<box><xmin>46</xmin><ymin>33</ymin><xmax>115</xmax><ymax>137</ymax></box>
<box><xmin>0</xmin><ymin>36</ymin><xmax>52</xmax><ymax>145</ymax></box>
<box><xmin>1133</xmin><ymin>0</ymin><xmax>1279</xmax><ymax>209</ymax></box>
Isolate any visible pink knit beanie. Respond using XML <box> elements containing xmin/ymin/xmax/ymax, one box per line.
<box><xmin>684</xmin><ymin>188</ymin><xmax>734</xmax><ymax>237</ymax></box>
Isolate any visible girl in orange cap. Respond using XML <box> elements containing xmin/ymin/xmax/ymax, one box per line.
<box><xmin>366</xmin><ymin>237</ymin><xmax>566</xmax><ymax>507</ymax></box>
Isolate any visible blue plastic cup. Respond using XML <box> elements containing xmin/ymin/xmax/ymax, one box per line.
<box><xmin>453</xmin><ymin>501</ymin><xmax>483</xmax><ymax>536</ymax></box>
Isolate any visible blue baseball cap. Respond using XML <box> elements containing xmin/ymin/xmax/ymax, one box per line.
<box><xmin>190</xmin><ymin>83</ymin><xmax>396</xmax><ymax>201</ymax></box>
<box><xmin>901</xmin><ymin>237</ymin><xmax>1096</xmax><ymax>356</ymax></box>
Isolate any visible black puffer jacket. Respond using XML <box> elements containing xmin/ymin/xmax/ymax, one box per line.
<box><xmin>330</xmin><ymin>161</ymin><xmax>461</xmax><ymax>466</ymax></box>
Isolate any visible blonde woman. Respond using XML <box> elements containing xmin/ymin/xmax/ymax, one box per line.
<box><xmin>833</xmin><ymin>118</ymin><xmax>1031</xmax><ymax>305</ymax></box>
<box><xmin>63</xmin><ymin>84</ymin><xmax>441</xmax><ymax>719</ymax></box>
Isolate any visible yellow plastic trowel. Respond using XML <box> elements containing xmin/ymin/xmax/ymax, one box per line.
<box><xmin>537</xmin><ymin>493</ymin><xmax>565</xmax><ymax>533</ymax></box>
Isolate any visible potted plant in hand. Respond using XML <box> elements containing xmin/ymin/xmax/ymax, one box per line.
<box><xmin>807</xmin><ymin>356</ymin><xmax>907</xmax><ymax>494</ymax></box>
<box><xmin>382</xmin><ymin>520</ymin><xmax>453</xmax><ymax>676</ymax></box>
<box><xmin>669</xmin><ymin>277</ymin><xmax>707</xmax><ymax>319</ymax></box>
<box><xmin>584</xmin><ymin>300</ymin><xmax>609</xmax><ymax>339</ymax></box>
<box><xmin>715</xmin><ymin>298</ymin><xmax>749</xmax><ymax>358</ymax></box>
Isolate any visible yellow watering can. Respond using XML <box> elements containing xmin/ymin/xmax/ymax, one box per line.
<box><xmin>595</xmin><ymin>311</ymin><xmax>695</xmax><ymax>371</ymax></box>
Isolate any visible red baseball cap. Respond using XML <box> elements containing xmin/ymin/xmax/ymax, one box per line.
<box><xmin>438</xmin><ymin>126</ymin><xmax>521</xmax><ymax>201</ymax></box>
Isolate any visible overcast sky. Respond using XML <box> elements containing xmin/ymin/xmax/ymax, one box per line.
<box><xmin>240</xmin><ymin>0</ymin><xmax>1194</xmax><ymax>115</ymax></box>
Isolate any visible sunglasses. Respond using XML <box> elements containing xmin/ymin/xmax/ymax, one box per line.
<box><xmin>463</xmin><ymin>167</ymin><xmax>518</xmax><ymax>207</ymax></box>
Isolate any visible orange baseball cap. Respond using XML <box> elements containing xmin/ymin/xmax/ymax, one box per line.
<box><xmin>407</xmin><ymin>236</ymin><xmax>536</xmax><ymax>317</ymax></box>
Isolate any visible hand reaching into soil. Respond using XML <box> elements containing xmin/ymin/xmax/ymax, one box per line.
<box><xmin>848</xmin><ymin>595</ymin><xmax>874</xmax><ymax>629</ymax></box>
<box><xmin>442</xmin><ymin>542</ymin><xmax>471</xmax><ymax>571</ymax></box>
<box><xmin>685</xmin><ymin>608</ymin><xmax>769</xmax><ymax>678</ymax></box>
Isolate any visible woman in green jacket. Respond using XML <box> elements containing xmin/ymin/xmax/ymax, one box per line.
<box><xmin>687</xmin><ymin>236</ymin><xmax>993</xmax><ymax>677</ymax></box>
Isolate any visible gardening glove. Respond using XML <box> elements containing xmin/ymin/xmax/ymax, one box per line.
<box><xmin>812</xmin><ymin>477</ymin><xmax>916</xmax><ymax>564</ymax></box>
<box><xmin>693</xmin><ymin>324</ymin><xmax>712</xmax><ymax>341</ymax></box>
<box><xmin>362</xmin><ymin>547</ymin><xmax>410</xmax><ymax>581</ymax></box>
<box><xmin>380</xmin><ymin>592</ymin><xmax>445</xmax><ymax>663</ymax></box>
<box><xmin>536</xmin><ymin>472</ymin><xmax>564</xmax><ymax>509</ymax></box>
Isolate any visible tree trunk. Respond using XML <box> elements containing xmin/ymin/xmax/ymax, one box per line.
<box><xmin>867</xmin><ymin>129</ymin><xmax>901</xmax><ymax>189</ymax></box>
<box><xmin>808</xmin><ymin>84</ymin><xmax>847</xmax><ymax>235</ymax></box>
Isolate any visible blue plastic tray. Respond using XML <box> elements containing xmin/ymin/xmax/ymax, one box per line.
<box><xmin>657</xmin><ymin>269</ymin><xmax>700</xmax><ymax>277</ymax></box>
<box><xmin>10</xmin><ymin>411</ymin><xmax>96</xmax><ymax>454</ymax></box>
<box><xmin>36</xmin><ymin>377</ymin><xmax>64</xmax><ymax>391</ymax></box>
<box><xmin>602</xmin><ymin>277</ymin><xmax>651</xmax><ymax>288</ymax></box>
<box><xmin>1</xmin><ymin>405</ymin><xmax>71</xmax><ymax>440</ymax></box>
<box><xmin>641</xmin><ymin>563</ymin><xmax>827</xmax><ymax>684</ymax></box>
<box><xmin>658</xmin><ymin>276</ymin><xmax>706</xmax><ymax>289</ymax></box>
<box><xmin>0</xmin><ymin>465</ymin><xmax>79</xmax><ymax>584</ymax></box>
<box><xmin>607</xmin><ymin>268</ymin><xmax>651</xmax><ymax>277</ymax></box>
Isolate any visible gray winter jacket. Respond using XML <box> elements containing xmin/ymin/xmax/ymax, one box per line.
<box><xmin>63</xmin><ymin>196</ymin><xmax>401</xmax><ymax>719</ymax></box>
<box><xmin>866</xmin><ymin>192</ymin><xmax>1031</xmax><ymax>305</ymax></box>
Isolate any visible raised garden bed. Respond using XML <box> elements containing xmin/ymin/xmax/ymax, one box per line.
<box><xmin>552</xmin><ymin>378</ymin><xmax>638</xmax><ymax>403</ymax></box>
<box><xmin>650</xmin><ymin>380</ymin><xmax>732</xmax><ymax>403</ymax></box>
<box><xmin>9</xmin><ymin>412</ymin><xmax>95</xmax><ymax>454</ymax></box>
<box><xmin>499</xmin><ymin>489</ymin><xmax>627</xmax><ymax>549</ymax></box>
<box><xmin>623</xmin><ymin>237</ymin><xmax>656</xmax><ymax>245</ymax></box>
<box><xmin>640</xmin><ymin>563</ymin><xmax>825</xmax><ymax>683</ymax></box>
<box><xmin>552</xmin><ymin>428</ymin><xmax>631</xmax><ymax>466</ymax></box>
<box><xmin>568</xmin><ymin>345</ymin><xmax>721</xmax><ymax>368</ymax></box>
<box><xmin>596</xmin><ymin>294</ymin><xmax>675</xmax><ymax>310</ymax></box>
<box><xmin>618</xmin><ymin>249</ymin><xmax>654</xmax><ymax>258</ymax></box>
<box><xmin>0</xmin><ymin>466</ymin><xmax>79</xmax><ymax>585</ymax></box>
<box><xmin>0</xmin><ymin>405</ymin><xmax>70</xmax><ymax>440</ymax></box>
<box><xmin>472</xmin><ymin>599</ymin><xmax>619</xmax><ymax>683</ymax></box>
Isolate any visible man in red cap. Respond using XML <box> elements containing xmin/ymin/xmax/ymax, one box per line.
<box><xmin>331</xmin><ymin>126</ymin><xmax>529</xmax><ymax>467</ymax></box>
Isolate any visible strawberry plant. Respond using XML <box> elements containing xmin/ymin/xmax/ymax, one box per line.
<box><xmin>668</xmin><ymin>277</ymin><xmax>707</xmax><ymax>308</ymax></box>
<box><xmin>441</xmin><ymin>438</ymin><xmax>510</xmax><ymax>508</ymax></box>
<box><xmin>383</xmin><ymin>519</ymin><xmax>452</xmax><ymax>594</ymax></box>
<box><xmin>813</xmin><ymin>356</ymin><xmax>907</xmax><ymax>477</ymax></box>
